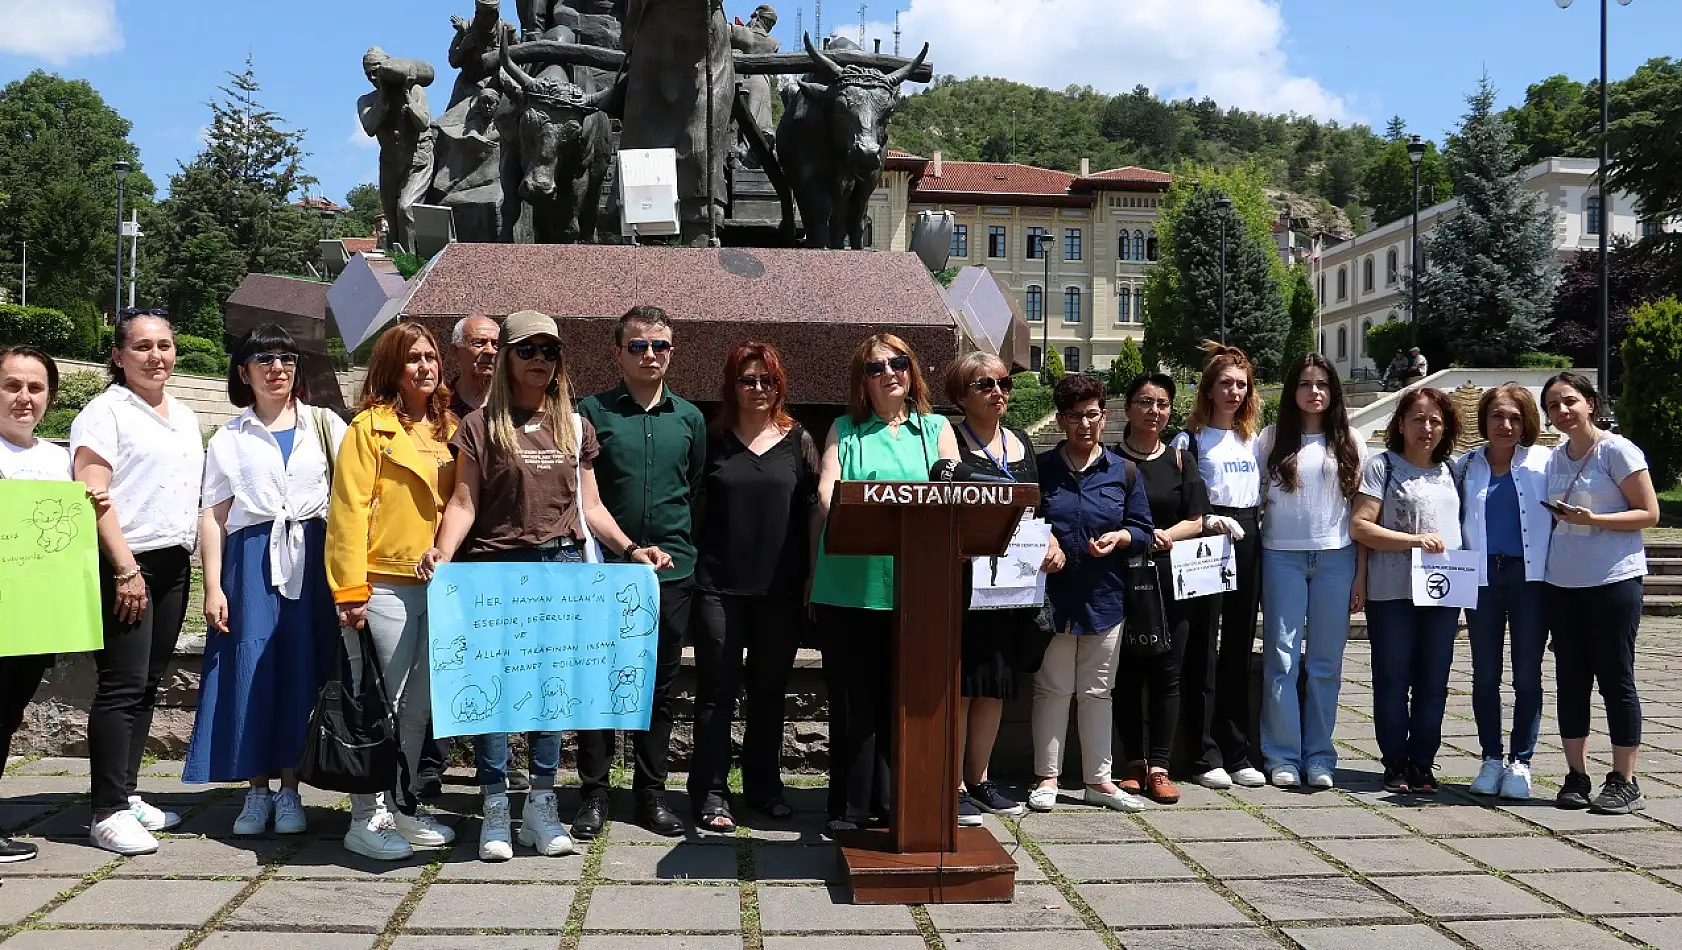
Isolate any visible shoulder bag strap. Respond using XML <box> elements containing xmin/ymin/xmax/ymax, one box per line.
<box><xmin>313</xmin><ymin>407</ymin><xmax>336</xmax><ymax>487</ymax></box>
<box><xmin>572</xmin><ymin>412</ymin><xmax>602</xmax><ymax>563</ymax></box>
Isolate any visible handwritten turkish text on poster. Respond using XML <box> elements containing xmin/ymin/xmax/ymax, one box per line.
<box><xmin>0</xmin><ymin>480</ymin><xmax>102</xmax><ymax>658</ymax></box>
<box><xmin>426</xmin><ymin>562</ymin><xmax>661</xmax><ymax>738</ymax></box>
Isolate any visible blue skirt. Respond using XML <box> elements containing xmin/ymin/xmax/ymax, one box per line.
<box><xmin>182</xmin><ymin>520</ymin><xmax>337</xmax><ymax>784</ymax></box>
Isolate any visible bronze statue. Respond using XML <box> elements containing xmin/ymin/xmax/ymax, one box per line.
<box><xmin>729</xmin><ymin>4</ymin><xmax>779</xmax><ymax>165</ymax></box>
<box><xmin>497</xmin><ymin>35</ymin><xmax>613</xmax><ymax>243</ymax></box>
<box><xmin>620</xmin><ymin>0</ymin><xmax>735</xmax><ymax>245</ymax></box>
<box><xmin>359</xmin><ymin>47</ymin><xmax>437</xmax><ymax>254</ymax></box>
<box><xmin>447</xmin><ymin>0</ymin><xmax>517</xmax><ymax>108</ymax></box>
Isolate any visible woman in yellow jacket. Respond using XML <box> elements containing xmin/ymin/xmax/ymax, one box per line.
<box><xmin>325</xmin><ymin>322</ymin><xmax>458</xmax><ymax>862</ymax></box>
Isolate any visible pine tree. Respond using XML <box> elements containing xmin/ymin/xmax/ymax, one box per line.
<box><xmin>1385</xmin><ymin>115</ymin><xmax>1408</xmax><ymax>143</ymax></box>
<box><xmin>1409</xmin><ymin>76</ymin><xmax>1560</xmax><ymax>367</ymax></box>
<box><xmin>1107</xmin><ymin>337</ymin><xmax>1144</xmax><ymax>395</ymax></box>
<box><xmin>1283</xmin><ymin>266</ymin><xmax>1317</xmax><ymax>371</ymax></box>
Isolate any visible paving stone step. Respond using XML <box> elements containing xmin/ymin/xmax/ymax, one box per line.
<box><xmin>1646</xmin><ymin>575</ymin><xmax>1682</xmax><ymax>593</ymax></box>
<box><xmin>1651</xmin><ymin>557</ymin><xmax>1682</xmax><ymax>576</ymax></box>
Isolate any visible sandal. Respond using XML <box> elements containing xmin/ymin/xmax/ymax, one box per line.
<box><xmin>697</xmin><ymin>800</ymin><xmax>735</xmax><ymax>833</ymax></box>
<box><xmin>751</xmin><ymin>798</ymin><xmax>794</xmax><ymax>820</ymax></box>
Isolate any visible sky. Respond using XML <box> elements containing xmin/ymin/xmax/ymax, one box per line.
<box><xmin>1</xmin><ymin>0</ymin><xmax>1678</xmax><ymax>204</ymax></box>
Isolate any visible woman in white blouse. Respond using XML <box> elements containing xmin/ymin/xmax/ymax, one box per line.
<box><xmin>71</xmin><ymin>310</ymin><xmax>205</xmax><ymax>855</ymax></box>
<box><xmin>184</xmin><ymin>324</ymin><xmax>349</xmax><ymax>838</ymax></box>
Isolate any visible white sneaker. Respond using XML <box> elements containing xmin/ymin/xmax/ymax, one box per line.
<box><xmin>1193</xmin><ymin>768</ymin><xmax>1233</xmax><ymax>790</ymax></box>
<box><xmin>1270</xmin><ymin>768</ymin><xmax>1300</xmax><ymax>788</ymax></box>
<box><xmin>1306</xmin><ymin>768</ymin><xmax>1335</xmax><ymax>789</ymax></box>
<box><xmin>1230</xmin><ymin>767</ymin><xmax>1268</xmax><ymax>788</ymax></box>
<box><xmin>1027</xmin><ymin>786</ymin><xmax>1059</xmax><ymax>812</ymax></box>
<box><xmin>91</xmin><ymin>809</ymin><xmax>158</xmax><ymax>855</ymax></box>
<box><xmin>1084</xmin><ymin>786</ymin><xmax>1148</xmax><ymax>813</ymax></box>
<box><xmin>127</xmin><ymin>796</ymin><xmax>181</xmax><ymax>832</ymax></box>
<box><xmin>233</xmin><ymin>788</ymin><xmax>273</xmax><ymax>836</ymax></box>
<box><xmin>343</xmin><ymin>811</ymin><xmax>413</xmax><ymax>861</ymax></box>
<box><xmin>1499</xmin><ymin>761</ymin><xmax>1533</xmax><ymax>801</ymax></box>
<box><xmin>519</xmin><ymin>790</ymin><xmax>576</xmax><ymax>856</ymax></box>
<box><xmin>1469</xmin><ymin>758</ymin><xmax>1504</xmax><ymax>796</ymax></box>
<box><xmin>479</xmin><ymin>793</ymin><xmax>514</xmax><ymax>861</ymax></box>
<box><xmin>394</xmin><ymin>805</ymin><xmax>456</xmax><ymax>847</ymax></box>
<box><xmin>272</xmin><ymin>788</ymin><xmax>307</xmax><ymax>835</ymax></box>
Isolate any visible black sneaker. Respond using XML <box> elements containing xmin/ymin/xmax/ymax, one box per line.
<box><xmin>1383</xmin><ymin>763</ymin><xmax>1411</xmax><ymax>794</ymax></box>
<box><xmin>957</xmin><ymin>790</ymin><xmax>984</xmax><ymax>827</ymax></box>
<box><xmin>0</xmin><ymin>837</ymin><xmax>38</xmax><ymax>863</ymax></box>
<box><xmin>1590</xmin><ymin>772</ymin><xmax>1645</xmax><ymax>815</ymax></box>
<box><xmin>969</xmin><ymin>781</ymin><xmax>1026</xmax><ymax>817</ymax></box>
<box><xmin>1556</xmin><ymin>771</ymin><xmax>1593</xmax><ymax>810</ymax></box>
<box><xmin>1409</xmin><ymin>764</ymin><xmax>1438</xmax><ymax>795</ymax></box>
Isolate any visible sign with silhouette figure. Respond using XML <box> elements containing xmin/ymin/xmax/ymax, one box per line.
<box><xmin>1169</xmin><ymin>533</ymin><xmax>1235</xmax><ymax>600</ymax></box>
<box><xmin>1410</xmin><ymin>548</ymin><xmax>1479</xmax><ymax>609</ymax></box>
<box><xmin>425</xmin><ymin>561</ymin><xmax>661</xmax><ymax>736</ymax></box>
<box><xmin>0</xmin><ymin>480</ymin><xmax>101</xmax><ymax>658</ymax></box>
<box><xmin>970</xmin><ymin>516</ymin><xmax>1051</xmax><ymax>610</ymax></box>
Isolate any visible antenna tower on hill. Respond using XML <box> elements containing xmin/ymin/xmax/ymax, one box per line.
<box><xmin>859</xmin><ymin>3</ymin><xmax>867</xmax><ymax>45</ymax></box>
<box><xmin>894</xmin><ymin>11</ymin><xmax>901</xmax><ymax>54</ymax></box>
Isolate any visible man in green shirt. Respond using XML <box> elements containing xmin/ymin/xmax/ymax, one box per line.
<box><xmin>574</xmin><ymin>305</ymin><xmax>706</xmax><ymax>838</ymax></box>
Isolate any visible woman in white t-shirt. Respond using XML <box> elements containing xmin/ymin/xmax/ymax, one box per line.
<box><xmin>70</xmin><ymin>311</ymin><xmax>205</xmax><ymax>856</ymax></box>
<box><xmin>1540</xmin><ymin>372</ymin><xmax>1660</xmax><ymax>816</ymax></box>
<box><xmin>0</xmin><ymin>345</ymin><xmax>107</xmax><ymax>876</ymax></box>
<box><xmin>1253</xmin><ymin>354</ymin><xmax>1367</xmax><ymax>789</ymax></box>
<box><xmin>1170</xmin><ymin>343</ymin><xmax>1266</xmax><ymax>791</ymax></box>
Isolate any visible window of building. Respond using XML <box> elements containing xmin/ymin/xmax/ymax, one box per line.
<box><xmin>1133</xmin><ymin>230</ymin><xmax>1146</xmax><ymax>261</ymax></box>
<box><xmin>1337</xmin><ymin>326</ymin><xmax>1348</xmax><ymax>359</ymax></box>
<box><xmin>1064</xmin><ymin>286</ymin><xmax>1082</xmax><ymax>324</ymax></box>
<box><xmin>1026</xmin><ymin>227</ymin><xmax>1048</xmax><ymax>259</ymax></box>
<box><xmin>1146</xmin><ymin>231</ymin><xmax>1158</xmax><ymax>261</ymax></box>
<box><xmin>1117</xmin><ymin>230</ymin><xmax>1131</xmax><ymax>262</ymax></box>
<box><xmin>1642</xmin><ymin>217</ymin><xmax>1661</xmax><ymax>238</ymax></box>
<box><xmin>1025</xmin><ymin>284</ymin><xmax>1043</xmax><ymax>322</ymax></box>
<box><xmin>1030</xmin><ymin>346</ymin><xmax>1042</xmax><ymax>372</ymax></box>
<box><xmin>1064</xmin><ymin>228</ymin><xmax>1082</xmax><ymax>261</ymax></box>
<box><xmin>1362</xmin><ymin>257</ymin><xmax>1374</xmax><ymax>294</ymax></box>
<box><xmin>1320</xmin><ymin>332</ymin><xmax>1327</xmax><ymax>354</ymax></box>
<box><xmin>1064</xmin><ymin>346</ymin><xmax>1082</xmax><ymax>374</ymax></box>
<box><xmin>1361</xmin><ymin>318</ymin><xmax>1372</xmax><ymax>358</ymax></box>
<box><xmin>1318</xmin><ymin>273</ymin><xmax>1326</xmax><ymax>302</ymax></box>
<box><xmin>1118</xmin><ymin>289</ymin><xmax>1132</xmax><ymax>323</ymax></box>
<box><xmin>1386</xmin><ymin>248</ymin><xmax>1399</xmax><ymax>285</ymax></box>
<box><xmin>1586</xmin><ymin>195</ymin><xmax>1602</xmax><ymax>236</ymax></box>
<box><xmin>1337</xmin><ymin>266</ymin><xmax>1348</xmax><ymax>301</ymax></box>
<box><xmin>950</xmin><ymin>224</ymin><xmax>968</xmax><ymax>259</ymax></box>
<box><xmin>988</xmin><ymin>225</ymin><xmax>1007</xmax><ymax>258</ymax></box>
<box><xmin>1134</xmin><ymin>288</ymin><xmax>1145</xmax><ymax>322</ymax></box>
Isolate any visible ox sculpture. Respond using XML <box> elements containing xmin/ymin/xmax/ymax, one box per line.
<box><xmin>498</xmin><ymin>34</ymin><xmax>613</xmax><ymax>244</ymax></box>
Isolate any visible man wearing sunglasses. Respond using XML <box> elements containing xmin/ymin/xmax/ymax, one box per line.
<box><xmin>574</xmin><ymin>305</ymin><xmax>706</xmax><ymax>838</ymax></box>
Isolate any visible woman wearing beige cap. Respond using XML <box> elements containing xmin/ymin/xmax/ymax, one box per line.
<box><xmin>421</xmin><ymin>310</ymin><xmax>670</xmax><ymax>862</ymax></box>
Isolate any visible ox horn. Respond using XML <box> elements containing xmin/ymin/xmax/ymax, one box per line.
<box><xmin>499</xmin><ymin>32</ymin><xmax>536</xmax><ymax>94</ymax></box>
<box><xmin>802</xmin><ymin>31</ymin><xmax>843</xmax><ymax>82</ymax></box>
<box><xmin>885</xmin><ymin>42</ymin><xmax>930</xmax><ymax>87</ymax></box>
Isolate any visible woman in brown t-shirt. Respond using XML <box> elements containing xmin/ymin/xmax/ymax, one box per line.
<box><xmin>419</xmin><ymin>310</ymin><xmax>670</xmax><ymax>864</ymax></box>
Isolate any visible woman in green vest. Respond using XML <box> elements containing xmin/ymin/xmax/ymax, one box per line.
<box><xmin>809</xmin><ymin>333</ymin><xmax>959</xmax><ymax>833</ymax></box>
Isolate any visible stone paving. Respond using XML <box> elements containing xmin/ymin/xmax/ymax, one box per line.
<box><xmin>7</xmin><ymin>621</ymin><xmax>1682</xmax><ymax>949</ymax></box>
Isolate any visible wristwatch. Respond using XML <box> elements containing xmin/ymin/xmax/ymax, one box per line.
<box><xmin>622</xmin><ymin>541</ymin><xmax>640</xmax><ymax>559</ymax></box>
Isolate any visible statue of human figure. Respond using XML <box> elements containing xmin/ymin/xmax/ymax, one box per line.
<box><xmin>521</xmin><ymin>0</ymin><xmax>624</xmax><ymax>43</ymax></box>
<box><xmin>729</xmin><ymin>4</ymin><xmax>778</xmax><ymax>162</ymax></box>
<box><xmin>447</xmin><ymin>0</ymin><xmax>517</xmax><ymax>109</ymax></box>
<box><xmin>359</xmin><ymin>47</ymin><xmax>437</xmax><ymax>254</ymax></box>
<box><xmin>620</xmin><ymin>0</ymin><xmax>735</xmax><ymax>245</ymax></box>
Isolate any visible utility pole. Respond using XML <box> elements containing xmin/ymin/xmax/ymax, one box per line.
<box><xmin>125</xmin><ymin>209</ymin><xmax>141</xmax><ymax>309</ymax></box>
<box><xmin>19</xmin><ymin>241</ymin><xmax>25</xmax><ymax>307</ymax></box>
<box><xmin>894</xmin><ymin>11</ymin><xmax>901</xmax><ymax>54</ymax></box>
<box><xmin>858</xmin><ymin>2</ymin><xmax>866</xmax><ymax>46</ymax></box>
<box><xmin>815</xmin><ymin>0</ymin><xmax>821</xmax><ymax>42</ymax></box>
<box><xmin>796</xmin><ymin>7</ymin><xmax>803</xmax><ymax>40</ymax></box>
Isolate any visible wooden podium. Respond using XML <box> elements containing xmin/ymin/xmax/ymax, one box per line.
<box><xmin>824</xmin><ymin>479</ymin><xmax>1041</xmax><ymax>904</ymax></box>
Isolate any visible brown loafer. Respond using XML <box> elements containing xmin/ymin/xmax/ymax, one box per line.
<box><xmin>1118</xmin><ymin>762</ymin><xmax>1148</xmax><ymax>794</ymax></box>
<box><xmin>1146</xmin><ymin>771</ymin><xmax>1180</xmax><ymax>804</ymax></box>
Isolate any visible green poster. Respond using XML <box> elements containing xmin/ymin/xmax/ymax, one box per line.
<box><xmin>0</xmin><ymin>480</ymin><xmax>102</xmax><ymax>658</ymax></box>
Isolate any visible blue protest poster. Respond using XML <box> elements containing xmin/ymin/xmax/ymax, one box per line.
<box><xmin>425</xmin><ymin>561</ymin><xmax>661</xmax><ymax>738</ymax></box>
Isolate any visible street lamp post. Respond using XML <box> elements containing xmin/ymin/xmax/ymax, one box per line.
<box><xmin>1214</xmin><ymin>195</ymin><xmax>1232</xmax><ymax>344</ymax></box>
<box><xmin>113</xmin><ymin>160</ymin><xmax>131</xmax><ymax>314</ymax></box>
<box><xmin>1036</xmin><ymin>233</ymin><xmax>1053</xmax><ymax>381</ymax></box>
<box><xmin>1407</xmin><ymin>136</ymin><xmax>1426</xmax><ymax>349</ymax></box>
<box><xmin>1558</xmin><ymin>0</ymin><xmax>1633</xmax><ymax>416</ymax></box>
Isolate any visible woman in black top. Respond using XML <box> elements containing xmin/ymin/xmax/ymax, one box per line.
<box><xmin>945</xmin><ymin>353</ymin><xmax>1061</xmax><ymax>824</ymax></box>
<box><xmin>1115</xmin><ymin>373</ymin><xmax>1214</xmax><ymax>804</ymax></box>
<box><xmin>690</xmin><ymin>341</ymin><xmax>819</xmax><ymax>830</ymax></box>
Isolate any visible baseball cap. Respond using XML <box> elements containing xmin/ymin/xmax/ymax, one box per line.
<box><xmin>502</xmin><ymin>310</ymin><xmax>560</xmax><ymax>345</ymax></box>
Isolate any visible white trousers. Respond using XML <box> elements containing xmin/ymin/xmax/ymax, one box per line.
<box><xmin>1031</xmin><ymin>625</ymin><xmax>1121</xmax><ymax>785</ymax></box>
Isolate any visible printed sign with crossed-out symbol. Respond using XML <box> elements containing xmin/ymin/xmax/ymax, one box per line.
<box><xmin>1425</xmin><ymin>572</ymin><xmax>1450</xmax><ymax>601</ymax></box>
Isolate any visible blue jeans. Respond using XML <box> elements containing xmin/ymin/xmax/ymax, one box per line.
<box><xmin>1467</xmin><ymin>557</ymin><xmax>1546</xmax><ymax>763</ymax></box>
<box><xmin>1260</xmin><ymin>545</ymin><xmax>1357</xmax><ymax>776</ymax></box>
<box><xmin>1366</xmin><ymin>599</ymin><xmax>1460</xmax><ymax>769</ymax></box>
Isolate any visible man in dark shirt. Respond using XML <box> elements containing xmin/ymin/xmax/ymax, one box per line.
<box><xmin>447</xmin><ymin>315</ymin><xmax>500</xmax><ymax>420</ymax></box>
<box><xmin>573</xmin><ymin>305</ymin><xmax>706</xmax><ymax>838</ymax></box>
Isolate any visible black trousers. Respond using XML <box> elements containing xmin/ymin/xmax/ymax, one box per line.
<box><xmin>576</xmin><ymin>576</ymin><xmax>692</xmax><ymax>802</ymax></box>
<box><xmin>1182</xmin><ymin>506</ymin><xmax>1260</xmax><ymax>774</ymax></box>
<box><xmin>91</xmin><ymin>546</ymin><xmax>192</xmax><ymax>812</ymax></box>
<box><xmin>1548</xmin><ymin>578</ymin><xmax>1644</xmax><ymax>747</ymax></box>
<box><xmin>1115</xmin><ymin>557</ymin><xmax>1208</xmax><ymax>769</ymax></box>
<box><xmin>687</xmin><ymin>590</ymin><xmax>802</xmax><ymax>811</ymax></box>
<box><xmin>1</xmin><ymin>653</ymin><xmax>55</xmax><ymax>782</ymax></box>
<box><xmin>818</xmin><ymin>604</ymin><xmax>893</xmax><ymax>822</ymax></box>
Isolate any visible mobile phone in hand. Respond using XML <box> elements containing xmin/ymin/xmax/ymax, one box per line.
<box><xmin>1541</xmin><ymin>499</ymin><xmax>1572</xmax><ymax>515</ymax></box>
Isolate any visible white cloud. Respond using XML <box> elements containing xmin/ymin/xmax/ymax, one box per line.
<box><xmin>834</xmin><ymin>0</ymin><xmax>1348</xmax><ymax>122</ymax></box>
<box><xmin>348</xmin><ymin>115</ymin><xmax>378</xmax><ymax>151</ymax></box>
<box><xmin>0</xmin><ymin>0</ymin><xmax>122</xmax><ymax>64</ymax></box>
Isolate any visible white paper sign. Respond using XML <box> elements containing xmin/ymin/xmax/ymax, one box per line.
<box><xmin>1411</xmin><ymin>549</ymin><xmax>1481</xmax><ymax>609</ymax></box>
<box><xmin>1169</xmin><ymin>534</ymin><xmax>1236</xmax><ymax>600</ymax></box>
<box><xmin>971</xmin><ymin>517</ymin><xmax>1052</xmax><ymax>609</ymax></box>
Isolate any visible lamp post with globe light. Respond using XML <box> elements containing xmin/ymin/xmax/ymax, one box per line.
<box><xmin>1407</xmin><ymin>135</ymin><xmax>1426</xmax><ymax>349</ymax></box>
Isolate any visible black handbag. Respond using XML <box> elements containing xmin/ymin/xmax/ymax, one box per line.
<box><xmin>296</xmin><ymin>624</ymin><xmax>407</xmax><ymax>799</ymax></box>
<box><xmin>1015</xmin><ymin>604</ymin><xmax>1059</xmax><ymax>674</ymax></box>
<box><xmin>1120</xmin><ymin>553</ymin><xmax>1172</xmax><ymax>655</ymax></box>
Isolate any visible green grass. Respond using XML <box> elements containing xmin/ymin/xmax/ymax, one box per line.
<box><xmin>1659</xmin><ymin>483</ymin><xmax>1682</xmax><ymax>526</ymax></box>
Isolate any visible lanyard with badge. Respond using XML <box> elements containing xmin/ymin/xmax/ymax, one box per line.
<box><xmin>962</xmin><ymin>422</ymin><xmax>1052</xmax><ymax>609</ymax></box>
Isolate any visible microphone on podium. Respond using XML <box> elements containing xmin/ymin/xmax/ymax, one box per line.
<box><xmin>929</xmin><ymin>459</ymin><xmax>1016</xmax><ymax>484</ymax></box>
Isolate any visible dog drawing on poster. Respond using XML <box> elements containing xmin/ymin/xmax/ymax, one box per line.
<box><xmin>608</xmin><ymin>665</ymin><xmax>645</xmax><ymax>714</ymax></box>
<box><xmin>616</xmin><ymin>584</ymin><xmax>656</xmax><ymax>639</ymax></box>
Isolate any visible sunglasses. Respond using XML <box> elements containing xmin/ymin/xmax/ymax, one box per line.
<box><xmin>624</xmin><ymin>339</ymin><xmax>673</xmax><ymax>356</ymax></box>
<box><xmin>865</xmin><ymin>354</ymin><xmax>912</xmax><ymax>378</ymax></box>
<box><xmin>968</xmin><ymin>376</ymin><xmax>1014</xmax><ymax>394</ymax></box>
<box><xmin>737</xmin><ymin>374</ymin><xmax>777</xmax><ymax>391</ymax></box>
<box><xmin>513</xmin><ymin>341</ymin><xmax>561</xmax><ymax>362</ymax></box>
<box><xmin>248</xmin><ymin>352</ymin><xmax>298</xmax><ymax>368</ymax></box>
<box><xmin>118</xmin><ymin>307</ymin><xmax>171</xmax><ymax>319</ymax></box>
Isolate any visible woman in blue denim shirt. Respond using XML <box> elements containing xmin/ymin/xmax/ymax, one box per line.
<box><xmin>1027</xmin><ymin>375</ymin><xmax>1155</xmax><ymax>814</ymax></box>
